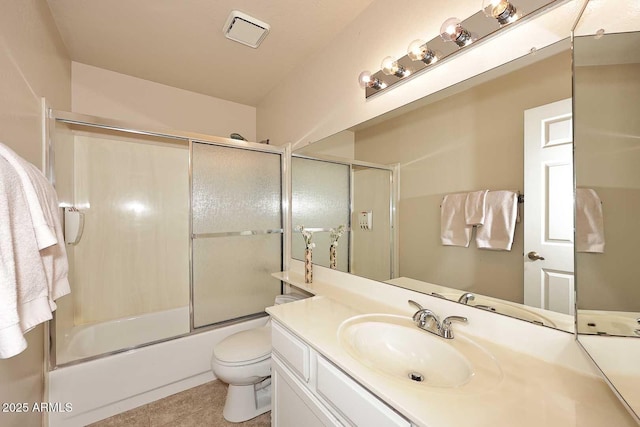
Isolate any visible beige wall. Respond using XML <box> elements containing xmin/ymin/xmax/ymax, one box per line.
<box><xmin>354</xmin><ymin>52</ymin><xmax>571</xmax><ymax>303</ymax></box>
<box><xmin>352</xmin><ymin>168</ymin><xmax>392</xmax><ymax>281</ymax></box>
<box><xmin>0</xmin><ymin>1</ymin><xmax>71</xmax><ymax>426</ymax></box>
<box><xmin>575</xmin><ymin>63</ymin><xmax>640</xmax><ymax>311</ymax></box>
<box><xmin>296</xmin><ymin>130</ymin><xmax>355</xmax><ymax>159</ymax></box>
<box><xmin>72</xmin><ymin>62</ymin><xmax>257</xmax><ymax>141</ymax></box>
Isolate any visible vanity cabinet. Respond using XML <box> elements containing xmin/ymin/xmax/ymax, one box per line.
<box><xmin>272</xmin><ymin>321</ymin><xmax>412</xmax><ymax>427</ymax></box>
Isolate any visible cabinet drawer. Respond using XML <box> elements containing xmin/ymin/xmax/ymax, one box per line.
<box><xmin>272</xmin><ymin>321</ymin><xmax>310</xmax><ymax>382</ymax></box>
<box><xmin>316</xmin><ymin>357</ymin><xmax>410</xmax><ymax>427</ymax></box>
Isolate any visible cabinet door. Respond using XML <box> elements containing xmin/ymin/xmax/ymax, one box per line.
<box><xmin>273</xmin><ymin>355</ymin><xmax>341</xmax><ymax>427</ymax></box>
<box><xmin>316</xmin><ymin>356</ymin><xmax>411</xmax><ymax>427</ymax></box>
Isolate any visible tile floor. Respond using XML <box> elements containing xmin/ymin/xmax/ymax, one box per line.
<box><xmin>88</xmin><ymin>380</ymin><xmax>271</xmax><ymax>427</ymax></box>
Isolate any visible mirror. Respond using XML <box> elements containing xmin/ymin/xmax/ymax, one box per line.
<box><xmin>291</xmin><ymin>155</ymin><xmax>394</xmax><ymax>279</ymax></box>
<box><xmin>574</xmin><ymin>29</ymin><xmax>640</xmax><ymax>418</ymax></box>
<box><xmin>293</xmin><ymin>40</ymin><xmax>576</xmax><ymax>332</ymax></box>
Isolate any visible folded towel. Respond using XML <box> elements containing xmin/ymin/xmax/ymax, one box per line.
<box><xmin>475</xmin><ymin>190</ymin><xmax>518</xmax><ymax>251</ymax></box>
<box><xmin>576</xmin><ymin>188</ymin><xmax>605</xmax><ymax>253</ymax></box>
<box><xmin>465</xmin><ymin>190</ymin><xmax>489</xmax><ymax>226</ymax></box>
<box><xmin>0</xmin><ymin>143</ymin><xmax>57</xmax><ymax>250</ymax></box>
<box><xmin>441</xmin><ymin>193</ymin><xmax>472</xmax><ymax>247</ymax></box>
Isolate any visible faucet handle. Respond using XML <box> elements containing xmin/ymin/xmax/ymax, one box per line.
<box><xmin>408</xmin><ymin>299</ymin><xmax>424</xmax><ymax>311</ymax></box>
<box><xmin>441</xmin><ymin>316</ymin><xmax>468</xmax><ymax>339</ymax></box>
<box><xmin>458</xmin><ymin>292</ymin><xmax>475</xmax><ymax>304</ymax></box>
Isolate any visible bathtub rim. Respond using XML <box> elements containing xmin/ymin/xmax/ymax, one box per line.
<box><xmin>49</xmin><ymin>309</ymin><xmax>269</xmax><ymax>370</ymax></box>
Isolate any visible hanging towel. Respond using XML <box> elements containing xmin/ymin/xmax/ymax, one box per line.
<box><xmin>576</xmin><ymin>188</ymin><xmax>605</xmax><ymax>253</ymax></box>
<box><xmin>441</xmin><ymin>193</ymin><xmax>472</xmax><ymax>247</ymax></box>
<box><xmin>465</xmin><ymin>189</ymin><xmax>489</xmax><ymax>226</ymax></box>
<box><xmin>0</xmin><ymin>158</ymin><xmax>51</xmax><ymax>358</ymax></box>
<box><xmin>0</xmin><ymin>143</ymin><xmax>57</xmax><ymax>250</ymax></box>
<box><xmin>23</xmin><ymin>162</ymin><xmax>70</xmax><ymax>311</ymax></box>
<box><xmin>475</xmin><ymin>190</ymin><xmax>518</xmax><ymax>251</ymax></box>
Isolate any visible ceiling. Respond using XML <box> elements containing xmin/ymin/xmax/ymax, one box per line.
<box><xmin>46</xmin><ymin>0</ymin><xmax>375</xmax><ymax>107</ymax></box>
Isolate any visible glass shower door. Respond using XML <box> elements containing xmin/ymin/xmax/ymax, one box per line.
<box><xmin>191</xmin><ymin>141</ymin><xmax>283</xmax><ymax>328</ymax></box>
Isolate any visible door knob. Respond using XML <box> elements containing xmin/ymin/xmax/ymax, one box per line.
<box><xmin>527</xmin><ymin>251</ymin><xmax>545</xmax><ymax>261</ymax></box>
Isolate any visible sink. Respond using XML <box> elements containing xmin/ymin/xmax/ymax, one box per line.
<box><xmin>440</xmin><ymin>293</ymin><xmax>556</xmax><ymax>327</ymax></box>
<box><xmin>338</xmin><ymin>314</ymin><xmax>502</xmax><ymax>391</ymax></box>
<box><xmin>578</xmin><ymin>311</ymin><xmax>640</xmax><ymax>336</ymax></box>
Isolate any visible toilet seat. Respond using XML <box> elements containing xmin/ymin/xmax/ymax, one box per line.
<box><xmin>213</xmin><ymin>325</ymin><xmax>271</xmax><ymax>365</ymax></box>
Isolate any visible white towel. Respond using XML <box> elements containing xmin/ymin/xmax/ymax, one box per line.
<box><xmin>576</xmin><ymin>188</ymin><xmax>605</xmax><ymax>253</ymax></box>
<box><xmin>0</xmin><ymin>158</ymin><xmax>51</xmax><ymax>358</ymax></box>
<box><xmin>475</xmin><ymin>191</ymin><xmax>518</xmax><ymax>251</ymax></box>
<box><xmin>0</xmin><ymin>143</ymin><xmax>57</xmax><ymax>250</ymax></box>
<box><xmin>441</xmin><ymin>193</ymin><xmax>472</xmax><ymax>247</ymax></box>
<box><xmin>23</xmin><ymin>162</ymin><xmax>70</xmax><ymax>311</ymax></box>
<box><xmin>465</xmin><ymin>190</ymin><xmax>489</xmax><ymax>226</ymax></box>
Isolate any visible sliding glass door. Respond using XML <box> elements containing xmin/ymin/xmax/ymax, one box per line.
<box><xmin>191</xmin><ymin>141</ymin><xmax>283</xmax><ymax>328</ymax></box>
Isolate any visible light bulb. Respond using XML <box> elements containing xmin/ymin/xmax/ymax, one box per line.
<box><xmin>440</xmin><ymin>17</ymin><xmax>472</xmax><ymax>47</ymax></box>
<box><xmin>407</xmin><ymin>39</ymin><xmax>438</xmax><ymax>65</ymax></box>
<box><xmin>380</xmin><ymin>56</ymin><xmax>409</xmax><ymax>77</ymax></box>
<box><xmin>358</xmin><ymin>70</ymin><xmax>386</xmax><ymax>90</ymax></box>
<box><xmin>482</xmin><ymin>0</ymin><xmax>519</xmax><ymax>25</ymax></box>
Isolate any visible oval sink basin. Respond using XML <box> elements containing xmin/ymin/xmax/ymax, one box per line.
<box><xmin>338</xmin><ymin>314</ymin><xmax>502</xmax><ymax>391</ymax></box>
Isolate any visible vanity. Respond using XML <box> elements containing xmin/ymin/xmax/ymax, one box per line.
<box><xmin>267</xmin><ymin>265</ymin><xmax>636</xmax><ymax>427</ymax></box>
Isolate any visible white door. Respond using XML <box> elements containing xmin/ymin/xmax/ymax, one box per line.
<box><xmin>523</xmin><ymin>98</ymin><xmax>575</xmax><ymax>315</ymax></box>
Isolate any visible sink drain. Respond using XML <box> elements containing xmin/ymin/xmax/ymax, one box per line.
<box><xmin>408</xmin><ymin>372</ymin><xmax>425</xmax><ymax>382</ymax></box>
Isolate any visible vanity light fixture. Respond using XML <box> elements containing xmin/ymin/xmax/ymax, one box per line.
<box><xmin>358</xmin><ymin>0</ymin><xmax>563</xmax><ymax>98</ymax></box>
<box><xmin>381</xmin><ymin>56</ymin><xmax>410</xmax><ymax>77</ymax></box>
<box><xmin>440</xmin><ymin>17</ymin><xmax>473</xmax><ymax>47</ymax></box>
<box><xmin>358</xmin><ymin>71</ymin><xmax>387</xmax><ymax>90</ymax></box>
<box><xmin>482</xmin><ymin>0</ymin><xmax>520</xmax><ymax>25</ymax></box>
<box><xmin>407</xmin><ymin>40</ymin><xmax>438</xmax><ymax>65</ymax></box>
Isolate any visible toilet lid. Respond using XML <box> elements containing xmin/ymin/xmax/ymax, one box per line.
<box><xmin>213</xmin><ymin>326</ymin><xmax>271</xmax><ymax>364</ymax></box>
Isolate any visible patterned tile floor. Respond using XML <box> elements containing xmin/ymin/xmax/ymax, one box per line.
<box><xmin>88</xmin><ymin>381</ymin><xmax>271</xmax><ymax>427</ymax></box>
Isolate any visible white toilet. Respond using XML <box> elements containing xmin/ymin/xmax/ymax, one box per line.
<box><xmin>211</xmin><ymin>293</ymin><xmax>306</xmax><ymax>422</ymax></box>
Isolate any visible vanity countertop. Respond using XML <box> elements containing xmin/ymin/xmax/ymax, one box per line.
<box><xmin>268</xmin><ymin>270</ymin><xmax>637</xmax><ymax>427</ymax></box>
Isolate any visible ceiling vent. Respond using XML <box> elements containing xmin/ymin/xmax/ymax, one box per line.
<box><xmin>223</xmin><ymin>10</ymin><xmax>270</xmax><ymax>49</ymax></box>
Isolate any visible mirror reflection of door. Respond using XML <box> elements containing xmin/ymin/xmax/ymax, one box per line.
<box><xmin>523</xmin><ymin>98</ymin><xmax>575</xmax><ymax>315</ymax></box>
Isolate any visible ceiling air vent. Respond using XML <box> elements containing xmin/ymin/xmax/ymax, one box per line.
<box><xmin>223</xmin><ymin>10</ymin><xmax>270</xmax><ymax>49</ymax></box>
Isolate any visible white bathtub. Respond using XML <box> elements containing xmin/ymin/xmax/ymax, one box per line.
<box><xmin>57</xmin><ymin>307</ymin><xmax>190</xmax><ymax>365</ymax></box>
<box><xmin>48</xmin><ymin>315</ymin><xmax>269</xmax><ymax>427</ymax></box>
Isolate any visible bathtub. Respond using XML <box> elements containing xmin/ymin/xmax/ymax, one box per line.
<box><xmin>57</xmin><ymin>307</ymin><xmax>191</xmax><ymax>365</ymax></box>
<box><xmin>48</xmin><ymin>315</ymin><xmax>269</xmax><ymax>427</ymax></box>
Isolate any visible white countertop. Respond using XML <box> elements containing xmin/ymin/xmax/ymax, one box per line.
<box><xmin>268</xmin><ymin>270</ymin><xmax>637</xmax><ymax>427</ymax></box>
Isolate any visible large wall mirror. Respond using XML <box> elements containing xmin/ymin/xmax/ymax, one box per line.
<box><xmin>290</xmin><ymin>0</ymin><xmax>640</xmax><ymax>421</ymax></box>
<box><xmin>574</xmin><ymin>28</ymin><xmax>640</xmax><ymax>419</ymax></box>
<box><xmin>293</xmin><ymin>38</ymin><xmax>575</xmax><ymax>332</ymax></box>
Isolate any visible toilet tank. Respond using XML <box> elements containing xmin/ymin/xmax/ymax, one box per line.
<box><xmin>274</xmin><ymin>293</ymin><xmax>308</xmax><ymax>305</ymax></box>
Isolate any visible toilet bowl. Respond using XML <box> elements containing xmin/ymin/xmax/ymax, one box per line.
<box><xmin>211</xmin><ymin>293</ymin><xmax>306</xmax><ymax>422</ymax></box>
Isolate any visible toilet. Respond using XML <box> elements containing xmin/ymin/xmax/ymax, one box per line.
<box><xmin>211</xmin><ymin>293</ymin><xmax>306</xmax><ymax>422</ymax></box>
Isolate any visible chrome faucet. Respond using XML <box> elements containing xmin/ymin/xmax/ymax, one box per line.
<box><xmin>408</xmin><ymin>300</ymin><xmax>467</xmax><ymax>339</ymax></box>
<box><xmin>458</xmin><ymin>292</ymin><xmax>475</xmax><ymax>304</ymax></box>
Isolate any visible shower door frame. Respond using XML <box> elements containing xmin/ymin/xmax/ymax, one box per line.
<box><xmin>46</xmin><ymin>109</ymin><xmax>289</xmax><ymax>369</ymax></box>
